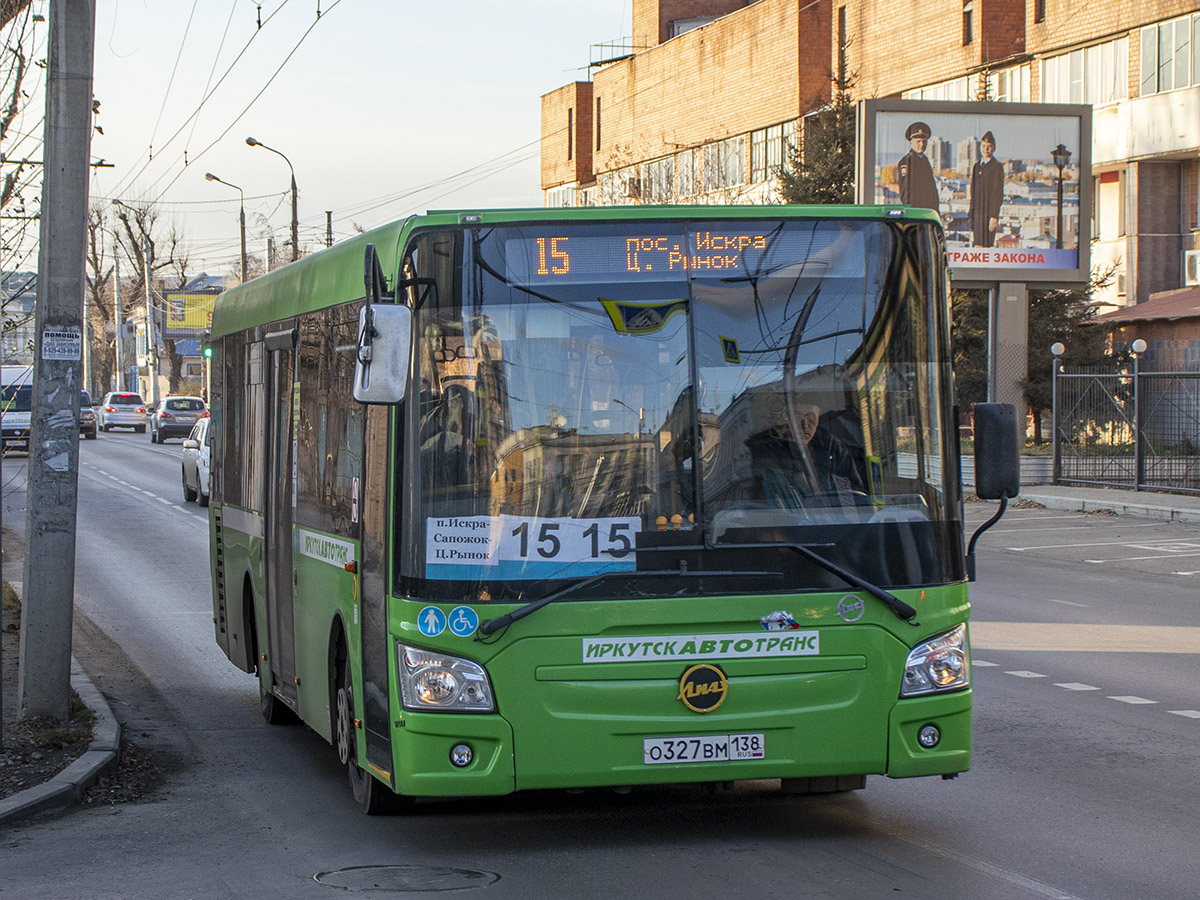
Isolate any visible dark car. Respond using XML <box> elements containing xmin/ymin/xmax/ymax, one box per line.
<box><xmin>149</xmin><ymin>396</ymin><xmax>208</xmax><ymax>443</ymax></box>
<box><xmin>80</xmin><ymin>390</ymin><xmax>97</xmax><ymax>440</ymax></box>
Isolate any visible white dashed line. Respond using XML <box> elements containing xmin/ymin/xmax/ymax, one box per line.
<box><xmin>1108</xmin><ymin>696</ymin><xmax>1158</xmax><ymax>705</ymax></box>
<box><xmin>1005</xmin><ymin>671</ymin><xmax>1046</xmax><ymax>678</ymax></box>
<box><xmin>1055</xmin><ymin>683</ymin><xmax>1100</xmax><ymax>691</ymax></box>
<box><xmin>972</xmin><ymin>660</ymin><xmax>999</xmax><ymax>667</ymax></box>
<box><xmin>1046</xmin><ymin>598</ymin><xmax>1089</xmax><ymax>607</ymax></box>
<box><xmin>1168</xmin><ymin>710</ymin><xmax>1200</xmax><ymax>718</ymax></box>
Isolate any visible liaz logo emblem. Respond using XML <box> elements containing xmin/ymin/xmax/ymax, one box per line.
<box><xmin>677</xmin><ymin>664</ymin><xmax>728</xmax><ymax>713</ymax></box>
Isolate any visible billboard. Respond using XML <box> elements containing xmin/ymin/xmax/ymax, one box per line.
<box><xmin>162</xmin><ymin>290</ymin><xmax>219</xmax><ymax>338</ymax></box>
<box><xmin>857</xmin><ymin>99</ymin><xmax>1091</xmax><ymax>287</ymax></box>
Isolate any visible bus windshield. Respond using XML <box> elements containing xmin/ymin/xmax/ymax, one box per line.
<box><xmin>404</xmin><ymin>218</ymin><xmax>962</xmax><ymax>602</ymax></box>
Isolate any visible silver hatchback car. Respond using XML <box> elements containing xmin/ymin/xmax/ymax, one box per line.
<box><xmin>99</xmin><ymin>392</ymin><xmax>147</xmax><ymax>432</ymax></box>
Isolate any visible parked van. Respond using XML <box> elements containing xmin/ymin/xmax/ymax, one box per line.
<box><xmin>1</xmin><ymin>365</ymin><xmax>33</xmax><ymax>453</ymax></box>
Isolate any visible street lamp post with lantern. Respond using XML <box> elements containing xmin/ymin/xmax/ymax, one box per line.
<box><xmin>204</xmin><ymin>172</ymin><xmax>248</xmax><ymax>283</ymax></box>
<box><xmin>246</xmin><ymin>136</ymin><xmax>299</xmax><ymax>262</ymax></box>
<box><xmin>1051</xmin><ymin>144</ymin><xmax>1071</xmax><ymax>250</ymax></box>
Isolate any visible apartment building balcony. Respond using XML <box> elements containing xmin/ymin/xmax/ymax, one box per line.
<box><xmin>1094</xmin><ymin>85</ymin><xmax>1200</xmax><ymax>165</ymax></box>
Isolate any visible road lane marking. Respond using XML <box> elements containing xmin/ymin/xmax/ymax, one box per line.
<box><xmin>1005</xmin><ymin>670</ymin><xmax>1046</xmax><ymax>678</ymax></box>
<box><xmin>987</xmin><ymin>521</ymin><xmax>1160</xmax><ymax>533</ymax></box>
<box><xmin>1108</xmin><ymin>696</ymin><xmax>1157</xmax><ymax>704</ymax></box>
<box><xmin>1168</xmin><ymin>710</ymin><xmax>1200</xmax><ymax>718</ymax></box>
<box><xmin>1007</xmin><ymin>537</ymin><xmax>1194</xmax><ymax>551</ymax></box>
<box><xmin>1055</xmin><ymin>683</ymin><xmax>1099</xmax><ymax>691</ymax></box>
<box><xmin>1046</xmin><ymin>598</ymin><xmax>1089</xmax><ymax>607</ymax></box>
<box><xmin>972</xmin><ymin>660</ymin><xmax>999</xmax><ymax>667</ymax></box>
<box><xmin>971</xmin><ymin>622</ymin><xmax>1200</xmax><ymax>654</ymax></box>
<box><xmin>1085</xmin><ymin>551</ymin><xmax>1200</xmax><ymax>563</ymax></box>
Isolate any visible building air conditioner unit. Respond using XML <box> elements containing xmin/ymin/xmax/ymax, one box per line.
<box><xmin>1186</xmin><ymin>249</ymin><xmax>1200</xmax><ymax>287</ymax></box>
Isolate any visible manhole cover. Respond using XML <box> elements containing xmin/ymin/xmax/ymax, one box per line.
<box><xmin>315</xmin><ymin>865</ymin><xmax>499</xmax><ymax>892</ymax></box>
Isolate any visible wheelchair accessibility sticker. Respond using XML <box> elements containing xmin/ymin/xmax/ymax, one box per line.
<box><xmin>448</xmin><ymin>606</ymin><xmax>480</xmax><ymax>637</ymax></box>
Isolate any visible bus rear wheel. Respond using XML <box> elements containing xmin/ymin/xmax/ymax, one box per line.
<box><xmin>336</xmin><ymin>660</ymin><xmax>408</xmax><ymax>814</ymax></box>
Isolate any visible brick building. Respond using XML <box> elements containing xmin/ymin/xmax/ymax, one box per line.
<box><xmin>541</xmin><ymin>0</ymin><xmax>1200</xmax><ymax>311</ymax></box>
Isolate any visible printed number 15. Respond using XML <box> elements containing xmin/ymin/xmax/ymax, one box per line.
<box><xmin>536</xmin><ymin>237</ymin><xmax>569</xmax><ymax>275</ymax></box>
<box><xmin>512</xmin><ymin>521</ymin><xmax>560</xmax><ymax>558</ymax></box>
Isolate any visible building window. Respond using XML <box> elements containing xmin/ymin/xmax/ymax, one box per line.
<box><xmin>1094</xmin><ymin>171</ymin><xmax>1124</xmax><ymax>241</ymax></box>
<box><xmin>702</xmin><ymin>136</ymin><xmax>744</xmax><ymax>195</ymax></box>
<box><xmin>567</xmin><ymin>109</ymin><xmax>573</xmax><ymax>161</ymax></box>
<box><xmin>1042</xmin><ymin>38</ymin><xmax>1127</xmax><ymax>105</ymax></box>
<box><xmin>676</xmin><ymin>148</ymin><xmax>697</xmax><ymax>199</ymax></box>
<box><xmin>595</xmin><ymin>97</ymin><xmax>602</xmax><ymax>151</ymax></box>
<box><xmin>1140</xmin><ymin>15</ymin><xmax>1199</xmax><ymax>96</ymax></box>
<box><xmin>1034</xmin><ymin>0</ymin><xmax>1045</xmax><ymax>24</ymax></box>
<box><xmin>837</xmin><ymin>6</ymin><xmax>847</xmax><ymax>83</ymax></box>
<box><xmin>1184</xmin><ymin>159</ymin><xmax>1199</xmax><ymax>231</ymax></box>
<box><xmin>962</xmin><ymin>1</ymin><xmax>973</xmax><ymax>46</ymax></box>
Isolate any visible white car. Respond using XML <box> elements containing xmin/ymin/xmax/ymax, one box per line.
<box><xmin>181</xmin><ymin>417</ymin><xmax>211</xmax><ymax>507</ymax></box>
<box><xmin>99</xmin><ymin>391</ymin><xmax>147</xmax><ymax>432</ymax></box>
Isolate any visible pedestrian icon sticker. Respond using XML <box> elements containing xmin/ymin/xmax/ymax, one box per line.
<box><xmin>448</xmin><ymin>606</ymin><xmax>479</xmax><ymax>637</ymax></box>
<box><xmin>417</xmin><ymin>606</ymin><xmax>447</xmax><ymax>637</ymax></box>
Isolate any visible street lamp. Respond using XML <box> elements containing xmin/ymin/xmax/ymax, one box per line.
<box><xmin>246</xmin><ymin>136</ymin><xmax>299</xmax><ymax>262</ymax></box>
<box><xmin>204</xmin><ymin>173</ymin><xmax>248</xmax><ymax>283</ymax></box>
<box><xmin>1051</xmin><ymin>143</ymin><xmax>1071</xmax><ymax>250</ymax></box>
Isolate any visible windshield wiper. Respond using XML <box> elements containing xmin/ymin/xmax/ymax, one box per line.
<box><xmin>707</xmin><ymin>539</ymin><xmax>918</xmax><ymax>625</ymax></box>
<box><xmin>476</xmin><ymin>565</ymin><xmax>781</xmax><ymax>637</ymax></box>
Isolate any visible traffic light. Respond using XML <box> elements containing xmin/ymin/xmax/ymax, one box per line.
<box><xmin>201</xmin><ymin>337</ymin><xmax>212</xmax><ymax>358</ymax></box>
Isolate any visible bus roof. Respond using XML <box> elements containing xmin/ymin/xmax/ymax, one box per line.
<box><xmin>208</xmin><ymin>204</ymin><xmax>941</xmax><ymax>339</ymax></box>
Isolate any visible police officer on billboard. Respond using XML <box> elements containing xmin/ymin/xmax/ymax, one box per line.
<box><xmin>897</xmin><ymin>121</ymin><xmax>940</xmax><ymax>214</ymax></box>
<box><xmin>968</xmin><ymin>130</ymin><xmax>1005</xmax><ymax>247</ymax></box>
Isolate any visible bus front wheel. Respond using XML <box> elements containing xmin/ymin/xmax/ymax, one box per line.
<box><xmin>336</xmin><ymin>660</ymin><xmax>408</xmax><ymax>814</ymax></box>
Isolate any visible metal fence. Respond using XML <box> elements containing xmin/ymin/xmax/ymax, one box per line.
<box><xmin>1053</xmin><ymin>364</ymin><xmax>1200</xmax><ymax>493</ymax></box>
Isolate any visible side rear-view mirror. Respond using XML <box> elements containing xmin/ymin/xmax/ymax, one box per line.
<box><xmin>353</xmin><ymin>303</ymin><xmax>411</xmax><ymax>404</ymax></box>
<box><xmin>965</xmin><ymin>402</ymin><xmax>1020</xmax><ymax>581</ymax></box>
<box><xmin>973</xmin><ymin>402</ymin><xmax>1020</xmax><ymax>500</ymax></box>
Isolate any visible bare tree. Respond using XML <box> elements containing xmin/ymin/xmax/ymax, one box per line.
<box><xmin>0</xmin><ymin>1</ymin><xmax>33</xmax><ymax>31</ymax></box>
<box><xmin>84</xmin><ymin>206</ymin><xmax>115</xmax><ymax>392</ymax></box>
<box><xmin>1</xmin><ymin>3</ymin><xmax>42</xmax><ymax>363</ymax></box>
<box><xmin>109</xmin><ymin>201</ymin><xmax>193</xmax><ymax>393</ymax></box>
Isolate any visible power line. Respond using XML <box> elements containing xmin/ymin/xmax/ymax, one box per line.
<box><xmin>108</xmin><ymin>0</ymin><xmax>298</xmax><ymax>200</ymax></box>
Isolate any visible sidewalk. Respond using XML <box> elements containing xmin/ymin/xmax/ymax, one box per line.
<box><xmin>1017</xmin><ymin>483</ymin><xmax>1200</xmax><ymax>525</ymax></box>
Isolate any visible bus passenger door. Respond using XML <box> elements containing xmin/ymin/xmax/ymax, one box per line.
<box><xmin>359</xmin><ymin>403</ymin><xmax>393</xmax><ymax>778</ymax></box>
<box><xmin>264</xmin><ymin>332</ymin><xmax>298</xmax><ymax>709</ymax></box>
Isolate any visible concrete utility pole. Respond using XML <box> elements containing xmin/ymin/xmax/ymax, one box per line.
<box><xmin>19</xmin><ymin>0</ymin><xmax>96</xmax><ymax>721</ymax></box>
<box><xmin>142</xmin><ymin>236</ymin><xmax>159</xmax><ymax>406</ymax></box>
<box><xmin>112</xmin><ymin>255</ymin><xmax>122</xmax><ymax>391</ymax></box>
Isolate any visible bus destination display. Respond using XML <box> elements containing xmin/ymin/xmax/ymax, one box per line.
<box><xmin>503</xmin><ymin>224</ymin><xmax>856</xmax><ymax>285</ymax></box>
<box><xmin>506</xmin><ymin>230</ymin><xmax>772</xmax><ymax>284</ymax></box>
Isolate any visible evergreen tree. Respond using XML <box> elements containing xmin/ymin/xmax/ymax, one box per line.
<box><xmin>951</xmin><ymin>288</ymin><xmax>989</xmax><ymax>413</ymax></box>
<box><xmin>1022</xmin><ymin>267</ymin><xmax>1116</xmax><ymax>443</ymax></box>
<box><xmin>777</xmin><ymin>71</ymin><xmax>856</xmax><ymax>204</ymax></box>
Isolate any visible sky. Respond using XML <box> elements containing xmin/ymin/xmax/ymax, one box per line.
<box><xmin>72</xmin><ymin>0</ymin><xmax>631</xmax><ymax>277</ymax></box>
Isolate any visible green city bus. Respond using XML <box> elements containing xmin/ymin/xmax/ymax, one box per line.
<box><xmin>207</xmin><ymin>205</ymin><xmax>1016</xmax><ymax>813</ymax></box>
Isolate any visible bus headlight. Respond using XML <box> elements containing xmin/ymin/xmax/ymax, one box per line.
<box><xmin>900</xmin><ymin>624</ymin><xmax>969</xmax><ymax>697</ymax></box>
<box><xmin>397</xmin><ymin>643</ymin><xmax>495</xmax><ymax>712</ymax></box>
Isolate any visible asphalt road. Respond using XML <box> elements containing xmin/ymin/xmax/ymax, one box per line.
<box><xmin>1</xmin><ymin>436</ymin><xmax>1197</xmax><ymax>899</ymax></box>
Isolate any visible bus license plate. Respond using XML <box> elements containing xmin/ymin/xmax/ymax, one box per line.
<box><xmin>643</xmin><ymin>733</ymin><xmax>765</xmax><ymax>765</ymax></box>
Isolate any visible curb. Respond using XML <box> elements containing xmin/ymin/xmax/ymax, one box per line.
<box><xmin>1021</xmin><ymin>491</ymin><xmax>1200</xmax><ymax>526</ymax></box>
<box><xmin>0</xmin><ymin>658</ymin><xmax>121</xmax><ymax>827</ymax></box>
